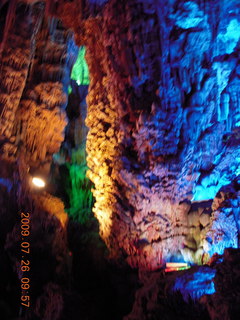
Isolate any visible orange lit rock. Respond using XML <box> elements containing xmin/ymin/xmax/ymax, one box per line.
<box><xmin>32</xmin><ymin>192</ymin><xmax>68</xmax><ymax>227</ymax></box>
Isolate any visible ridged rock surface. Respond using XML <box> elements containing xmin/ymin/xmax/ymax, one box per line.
<box><xmin>1</xmin><ymin>0</ymin><xmax>240</xmax><ymax>271</ymax></box>
<box><xmin>55</xmin><ymin>0</ymin><xmax>240</xmax><ymax>269</ymax></box>
<box><xmin>0</xmin><ymin>2</ymin><xmax>77</xmax><ymax>318</ymax></box>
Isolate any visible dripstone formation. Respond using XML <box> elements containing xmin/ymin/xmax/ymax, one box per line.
<box><xmin>1</xmin><ymin>0</ymin><xmax>240</xmax><ymax>272</ymax></box>
<box><xmin>59</xmin><ymin>0</ymin><xmax>240</xmax><ymax>269</ymax></box>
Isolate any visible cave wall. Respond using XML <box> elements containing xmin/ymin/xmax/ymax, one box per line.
<box><xmin>58</xmin><ymin>0</ymin><xmax>240</xmax><ymax>269</ymax></box>
<box><xmin>0</xmin><ymin>0</ymin><xmax>75</xmax><ymax>209</ymax></box>
<box><xmin>0</xmin><ymin>2</ymin><xmax>77</xmax><ymax>317</ymax></box>
<box><xmin>1</xmin><ymin>0</ymin><xmax>240</xmax><ymax>273</ymax></box>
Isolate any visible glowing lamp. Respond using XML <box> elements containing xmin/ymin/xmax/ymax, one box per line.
<box><xmin>32</xmin><ymin>177</ymin><xmax>46</xmax><ymax>188</ymax></box>
<box><xmin>165</xmin><ymin>262</ymin><xmax>190</xmax><ymax>272</ymax></box>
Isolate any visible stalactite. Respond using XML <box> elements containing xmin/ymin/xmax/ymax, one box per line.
<box><xmin>0</xmin><ymin>1</ymin><xmax>44</xmax><ymax>163</ymax></box>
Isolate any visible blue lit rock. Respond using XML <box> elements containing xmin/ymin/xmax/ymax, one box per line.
<box><xmin>75</xmin><ymin>0</ymin><xmax>240</xmax><ymax>269</ymax></box>
<box><xmin>172</xmin><ymin>266</ymin><xmax>216</xmax><ymax>301</ymax></box>
<box><xmin>125</xmin><ymin>265</ymin><xmax>216</xmax><ymax>320</ymax></box>
<box><xmin>171</xmin><ymin>2</ymin><xmax>205</xmax><ymax>30</ymax></box>
<box><xmin>202</xmin><ymin>184</ymin><xmax>240</xmax><ymax>257</ymax></box>
<box><xmin>217</xmin><ymin>19</ymin><xmax>240</xmax><ymax>54</ymax></box>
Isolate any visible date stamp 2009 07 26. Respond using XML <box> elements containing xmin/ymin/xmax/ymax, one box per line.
<box><xmin>20</xmin><ymin>212</ymin><xmax>31</xmax><ymax>308</ymax></box>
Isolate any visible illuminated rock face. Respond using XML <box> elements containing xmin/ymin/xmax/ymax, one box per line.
<box><xmin>0</xmin><ymin>1</ymin><xmax>41</xmax><ymax>160</ymax></box>
<box><xmin>0</xmin><ymin>2</ymin><xmax>76</xmax><ymax>228</ymax></box>
<box><xmin>0</xmin><ymin>6</ymin><xmax>75</xmax><ymax>314</ymax></box>
<box><xmin>81</xmin><ymin>0</ymin><xmax>240</xmax><ymax>269</ymax></box>
<box><xmin>0</xmin><ymin>2</ymin><xmax>69</xmax><ymax>171</ymax></box>
<box><xmin>1</xmin><ymin>0</ymin><xmax>240</xmax><ymax>270</ymax></box>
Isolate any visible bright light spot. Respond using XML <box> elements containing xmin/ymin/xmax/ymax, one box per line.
<box><xmin>32</xmin><ymin>177</ymin><xmax>46</xmax><ymax>188</ymax></box>
<box><xmin>165</xmin><ymin>262</ymin><xmax>190</xmax><ymax>272</ymax></box>
<box><xmin>166</xmin><ymin>262</ymin><xmax>189</xmax><ymax>268</ymax></box>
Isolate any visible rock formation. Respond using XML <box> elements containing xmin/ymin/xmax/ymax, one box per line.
<box><xmin>57</xmin><ymin>0</ymin><xmax>240</xmax><ymax>269</ymax></box>
<box><xmin>1</xmin><ymin>1</ymin><xmax>240</xmax><ymax>319</ymax></box>
<box><xmin>1</xmin><ymin>0</ymin><xmax>240</xmax><ymax>276</ymax></box>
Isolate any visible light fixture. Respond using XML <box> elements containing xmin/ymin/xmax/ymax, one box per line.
<box><xmin>32</xmin><ymin>177</ymin><xmax>46</xmax><ymax>188</ymax></box>
<box><xmin>165</xmin><ymin>262</ymin><xmax>190</xmax><ymax>272</ymax></box>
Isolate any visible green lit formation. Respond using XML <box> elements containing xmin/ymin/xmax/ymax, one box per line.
<box><xmin>68</xmin><ymin>85</ymin><xmax>72</xmax><ymax>95</ymax></box>
<box><xmin>71</xmin><ymin>46</ymin><xmax>90</xmax><ymax>85</ymax></box>
<box><xmin>63</xmin><ymin>140</ymin><xmax>93</xmax><ymax>223</ymax></box>
<box><xmin>63</xmin><ymin>46</ymin><xmax>92</xmax><ymax>224</ymax></box>
<box><xmin>66</xmin><ymin>161</ymin><xmax>93</xmax><ymax>224</ymax></box>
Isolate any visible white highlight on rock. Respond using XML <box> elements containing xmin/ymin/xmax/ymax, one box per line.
<box><xmin>217</xmin><ymin>19</ymin><xmax>240</xmax><ymax>54</ymax></box>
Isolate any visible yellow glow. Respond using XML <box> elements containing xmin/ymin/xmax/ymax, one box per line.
<box><xmin>166</xmin><ymin>262</ymin><xmax>188</xmax><ymax>268</ymax></box>
<box><xmin>32</xmin><ymin>177</ymin><xmax>46</xmax><ymax>188</ymax></box>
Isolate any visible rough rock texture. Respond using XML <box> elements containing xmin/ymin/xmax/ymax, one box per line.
<box><xmin>124</xmin><ymin>248</ymin><xmax>240</xmax><ymax>320</ymax></box>
<box><xmin>1</xmin><ymin>0</ymin><xmax>240</xmax><ymax>271</ymax></box>
<box><xmin>0</xmin><ymin>2</ymin><xmax>75</xmax><ymax>318</ymax></box>
<box><xmin>0</xmin><ymin>1</ymin><xmax>75</xmax><ymax>172</ymax></box>
<box><xmin>202</xmin><ymin>248</ymin><xmax>240</xmax><ymax>320</ymax></box>
<box><xmin>124</xmin><ymin>266</ymin><xmax>214</xmax><ymax>320</ymax></box>
<box><xmin>1</xmin><ymin>1</ymin><xmax>240</xmax><ymax>319</ymax></box>
<box><xmin>0</xmin><ymin>1</ymin><xmax>42</xmax><ymax>161</ymax></box>
<box><xmin>57</xmin><ymin>0</ymin><xmax>240</xmax><ymax>269</ymax></box>
<box><xmin>0</xmin><ymin>0</ymin><xmax>75</xmax><ymax>222</ymax></box>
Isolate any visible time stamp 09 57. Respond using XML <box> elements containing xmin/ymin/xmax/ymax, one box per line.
<box><xmin>20</xmin><ymin>212</ymin><xmax>31</xmax><ymax>308</ymax></box>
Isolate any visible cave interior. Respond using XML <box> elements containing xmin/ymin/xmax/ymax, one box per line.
<box><xmin>0</xmin><ymin>0</ymin><xmax>240</xmax><ymax>319</ymax></box>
